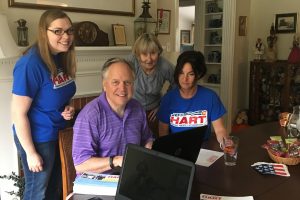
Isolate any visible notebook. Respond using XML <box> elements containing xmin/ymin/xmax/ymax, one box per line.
<box><xmin>152</xmin><ymin>126</ymin><xmax>208</xmax><ymax>163</ymax></box>
<box><xmin>115</xmin><ymin>143</ymin><xmax>195</xmax><ymax>200</ymax></box>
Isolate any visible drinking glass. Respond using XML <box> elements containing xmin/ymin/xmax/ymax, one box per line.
<box><xmin>222</xmin><ymin>136</ymin><xmax>239</xmax><ymax>166</ymax></box>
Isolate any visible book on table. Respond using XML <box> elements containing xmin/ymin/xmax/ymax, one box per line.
<box><xmin>73</xmin><ymin>172</ymin><xmax>119</xmax><ymax>196</ymax></box>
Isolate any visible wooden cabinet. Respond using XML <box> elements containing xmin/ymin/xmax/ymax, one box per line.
<box><xmin>249</xmin><ymin>60</ymin><xmax>300</xmax><ymax>125</ymax></box>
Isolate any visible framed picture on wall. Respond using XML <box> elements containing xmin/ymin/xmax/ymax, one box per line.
<box><xmin>239</xmin><ymin>16</ymin><xmax>247</xmax><ymax>36</ymax></box>
<box><xmin>112</xmin><ymin>24</ymin><xmax>127</xmax><ymax>46</ymax></box>
<box><xmin>9</xmin><ymin>0</ymin><xmax>135</xmax><ymax>16</ymax></box>
<box><xmin>157</xmin><ymin>9</ymin><xmax>171</xmax><ymax>34</ymax></box>
<box><xmin>275</xmin><ymin>13</ymin><xmax>297</xmax><ymax>33</ymax></box>
<box><xmin>180</xmin><ymin>30</ymin><xmax>191</xmax><ymax>44</ymax></box>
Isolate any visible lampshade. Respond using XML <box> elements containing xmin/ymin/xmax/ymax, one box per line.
<box><xmin>0</xmin><ymin>13</ymin><xmax>20</xmax><ymax>58</ymax></box>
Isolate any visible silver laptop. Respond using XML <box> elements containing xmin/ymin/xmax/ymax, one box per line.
<box><xmin>115</xmin><ymin>143</ymin><xmax>195</xmax><ymax>200</ymax></box>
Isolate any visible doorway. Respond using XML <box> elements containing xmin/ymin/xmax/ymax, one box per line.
<box><xmin>179</xmin><ymin>0</ymin><xmax>195</xmax><ymax>53</ymax></box>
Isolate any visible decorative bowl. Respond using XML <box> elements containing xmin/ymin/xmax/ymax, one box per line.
<box><xmin>267</xmin><ymin>149</ymin><xmax>300</xmax><ymax>165</ymax></box>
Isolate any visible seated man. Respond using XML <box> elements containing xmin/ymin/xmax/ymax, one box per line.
<box><xmin>72</xmin><ymin>57</ymin><xmax>153</xmax><ymax>174</ymax></box>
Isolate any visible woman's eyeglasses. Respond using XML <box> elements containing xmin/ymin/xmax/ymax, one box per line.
<box><xmin>47</xmin><ymin>28</ymin><xmax>74</xmax><ymax>36</ymax></box>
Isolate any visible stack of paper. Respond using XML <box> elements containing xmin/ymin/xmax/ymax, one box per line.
<box><xmin>73</xmin><ymin>172</ymin><xmax>119</xmax><ymax>196</ymax></box>
<box><xmin>196</xmin><ymin>148</ymin><xmax>224</xmax><ymax>167</ymax></box>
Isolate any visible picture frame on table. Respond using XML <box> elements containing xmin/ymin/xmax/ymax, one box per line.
<box><xmin>157</xmin><ymin>9</ymin><xmax>171</xmax><ymax>34</ymax></box>
<box><xmin>180</xmin><ymin>30</ymin><xmax>191</xmax><ymax>44</ymax></box>
<box><xmin>112</xmin><ymin>24</ymin><xmax>127</xmax><ymax>46</ymax></box>
<box><xmin>275</xmin><ymin>13</ymin><xmax>297</xmax><ymax>33</ymax></box>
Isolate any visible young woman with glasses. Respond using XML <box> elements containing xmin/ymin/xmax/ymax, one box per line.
<box><xmin>11</xmin><ymin>9</ymin><xmax>76</xmax><ymax>199</ymax></box>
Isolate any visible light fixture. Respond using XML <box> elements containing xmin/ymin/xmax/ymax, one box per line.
<box><xmin>134</xmin><ymin>0</ymin><xmax>157</xmax><ymax>39</ymax></box>
<box><xmin>0</xmin><ymin>13</ymin><xmax>20</xmax><ymax>59</ymax></box>
<box><xmin>17</xmin><ymin>19</ymin><xmax>29</xmax><ymax>47</ymax></box>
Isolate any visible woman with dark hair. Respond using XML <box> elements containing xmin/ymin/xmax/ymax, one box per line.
<box><xmin>157</xmin><ymin>51</ymin><xmax>228</xmax><ymax>144</ymax></box>
<box><xmin>11</xmin><ymin>9</ymin><xmax>76</xmax><ymax>199</ymax></box>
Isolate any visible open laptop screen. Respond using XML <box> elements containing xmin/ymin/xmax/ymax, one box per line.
<box><xmin>116</xmin><ymin>144</ymin><xmax>195</xmax><ymax>200</ymax></box>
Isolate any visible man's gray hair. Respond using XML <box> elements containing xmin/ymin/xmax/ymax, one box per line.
<box><xmin>101</xmin><ymin>57</ymin><xmax>135</xmax><ymax>80</ymax></box>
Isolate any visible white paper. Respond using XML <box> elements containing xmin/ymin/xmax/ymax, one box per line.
<box><xmin>195</xmin><ymin>148</ymin><xmax>224</xmax><ymax>167</ymax></box>
<box><xmin>200</xmin><ymin>193</ymin><xmax>254</xmax><ymax>200</ymax></box>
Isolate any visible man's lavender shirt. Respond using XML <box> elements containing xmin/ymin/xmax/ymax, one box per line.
<box><xmin>72</xmin><ymin>92</ymin><xmax>153</xmax><ymax>166</ymax></box>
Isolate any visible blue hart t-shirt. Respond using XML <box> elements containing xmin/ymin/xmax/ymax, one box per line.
<box><xmin>12</xmin><ymin>47</ymin><xmax>76</xmax><ymax>142</ymax></box>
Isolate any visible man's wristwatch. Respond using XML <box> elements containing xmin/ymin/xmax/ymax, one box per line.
<box><xmin>109</xmin><ymin>156</ymin><xmax>115</xmax><ymax>169</ymax></box>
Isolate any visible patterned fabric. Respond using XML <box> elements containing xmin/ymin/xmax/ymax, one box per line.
<box><xmin>72</xmin><ymin>93</ymin><xmax>153</xmax><ymax>166</ymax></box>
<box><xmin>251</xmin><ymin>162</ymin><xmax>290</xmax><ymax>177</ymax></box>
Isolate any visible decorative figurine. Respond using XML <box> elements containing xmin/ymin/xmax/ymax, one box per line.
<box><xmin>288</xmin><ymin>33</ymin><xmax>300</xmax><ymax>64</ymax></box>
<box><xmin>232</xmin><ymin>109</ymin><xmax>249</xmax><ymax>132</ymax></box>
<box><xmin>254</xmin><ymin>38</ymin><xmax>264</xmax><ymax>60</ymax></box>
<box><xmin>265</xmin><ymin>23</ymin><xmax>277</xmax><ymax>62</ymax></box>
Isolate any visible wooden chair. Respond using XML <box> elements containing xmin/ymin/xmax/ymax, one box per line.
<box><xmin>58</xmin><ymin>127</ymin><xmax>76</xmax><ymax>200</ymax></box>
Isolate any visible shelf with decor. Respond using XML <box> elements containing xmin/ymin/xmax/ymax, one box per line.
<box><xmin>195</xmin><ymin>0</ymin><xmax>241</xmax><ymax>131</ymax></box>
<box><xmin>200</xmin><ymin>0</ymin><xmax>223</xmax><ymax>88</ymax></box>
<box><xmin>248</xmin><ymin>60</ymin><xmax>300</xmax><ymax>125</ymax></box>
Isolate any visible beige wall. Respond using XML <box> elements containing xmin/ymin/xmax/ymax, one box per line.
<box><xmin>157</xmin><ymin>0</ymin><xmax>178</xmax><ymax>52</ymax></box>
<box><xmin>232</xmin><ymin>0</ymin><xmax>300</xmax><ymax>122</ymax></box>
<box><xmin>233</xmin><ymin>0</ymin><xmax>251</xmax><ymax>116</ymax></box>
<box><xmin>0</xmin><ymin>0</ymin><xmax>177</xmax><ymax>51</ymax></box>
<box><xmin>243</xmin><ymin>0</ymin><xmax>300</xmax><ymax>110</ymax></box>
<box><xmin>2</xmin><ymin>0</ymin><xmax>134</xmax><ymax>46</ymax></box>
<box><xmin>248</xmin><ymin>0</ymin><xmax>300</xmax><ymax>61</ymax></box>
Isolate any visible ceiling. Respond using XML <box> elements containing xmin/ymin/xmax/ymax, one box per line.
<box><xmin>179</xmin><ymin>0</ymin><xmax>195</xmax><ymax>7</ymax></box>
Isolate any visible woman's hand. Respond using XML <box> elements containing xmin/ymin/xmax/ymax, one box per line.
<box><xmin>218</xmin><ymin>135</ymin><xmax>228</xmax><ymax>150</ymax></box>
<box><xmin>212</xmin><ymin>118</ymin><xmax>228</xmax><ymax>148</ymax></box>
<box><xmin>27</xmin><ymin>151</ymin><xmax>44</xmax><ymax>172</ymax></box>
<box><xmin>61</xmin><ymin>105</ymin><xmax>75</xmax><ymax>120</ymax></box>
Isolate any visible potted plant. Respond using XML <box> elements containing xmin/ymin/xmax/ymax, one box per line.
<box><xmin>0</xmin><ymin>171</ymin><xmax>24</xmax><ymax>199</ymax></box>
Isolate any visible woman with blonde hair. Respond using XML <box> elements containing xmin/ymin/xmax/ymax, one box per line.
<box><xmin>11</xmin><ymin>9</ymin><xmax>76</xmax><ymax>199</ymax></box>
<box><xmin>127</xmin><ymin>33</ymin><xmax>175</xmax><ymax>137</ymax></box>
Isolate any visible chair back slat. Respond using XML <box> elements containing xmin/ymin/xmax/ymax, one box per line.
<box><xmin>59</xmin><ymin>127</ymin><xmax>76</xmax><ymax>200</ymax></box>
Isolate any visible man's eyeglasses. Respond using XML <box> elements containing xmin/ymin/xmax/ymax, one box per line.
<box><xmin>47</xmin><ymin>28</ymin><xmax>74</xmax><ymax>36</ymax></box>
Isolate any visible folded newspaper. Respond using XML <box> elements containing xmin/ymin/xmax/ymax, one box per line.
<box><xmin>73</xmin><ymin>172</ymin><xmax>119</xmax><ymax>196</ymax></box>
<box><xmin>200</xmin><ymin>193</ymin><xmax>254</xmax><ymax>200</ymax></box>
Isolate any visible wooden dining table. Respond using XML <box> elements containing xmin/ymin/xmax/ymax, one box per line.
<box><xmin>190</xmin><ymin>122</ymin><xmax>300</xmax><ymax>200</ymax></box>
<box><xmin>70</xmin><ymin>122</ymin><xmax>300</xmax><ymax>200</ymax></box>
